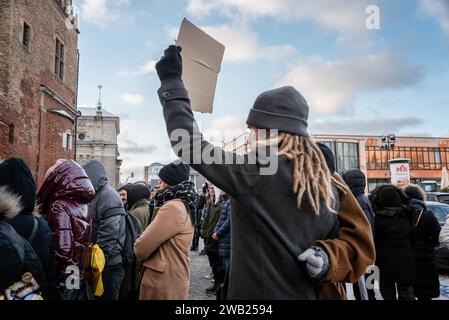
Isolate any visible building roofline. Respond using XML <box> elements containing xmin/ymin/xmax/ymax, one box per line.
<box><xmin>312</xmin><ymin>133</ymin><xmax>449</xmax><ymax>140</ymax></box>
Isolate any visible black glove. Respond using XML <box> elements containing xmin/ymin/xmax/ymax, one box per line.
<box><xmin>155</xmin><ymin>45</ymin><xmax>183</xmax><ymax>83</ymax></box>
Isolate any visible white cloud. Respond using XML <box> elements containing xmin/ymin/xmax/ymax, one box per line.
<box><xmin>120</xmin><ymin>140</ymin><xmax>158</xmax><ymax>154</ymax></box>
<box><xmin>210</xmin><ymin>116</ymin><xmax>246</xmax><ymax>131</ymax></box>
<box><xmin>80</xmin><ymin>0</ymin><xmax>130</xmax><ymax>28</ymax></box>
<box><xmin>310</xmin><ymin>117</ymin><xmax>424</xmax><ymax>135</ymax></box>
<box><xmin>170</xmin><ymin>23</ymin><xmax>296</xmax><ymax>63</ymax></box>
<box><xmin>277</xmin><ymin>53</ymin><xmax>424</xmax><ymax>115</ymax></box>
<box><xmin>118</xmin><ymin>93</ymin><xmax>145</xmax><ymax>106</ymax></box>
<box><xmin>418</xmin><ymin>0</ymin><xmax>449</xmax><ymax>37</ymax></box>
<box><xmin>187</xmin><ymin>0</ymin><xmax>371</xmax><ymax>37</ymax></box>
<box><xmin>203</xmin><ymin>116</ymin><xmax>247</xmax><ymax>146</ymax></box>
<box><xmin>118</xmin><ymin>60</ymin><xmax>156</xmax><ymax>77</ymax></box>
<box><xmin>201</xmin><ymin>25</ymin><xmax>297</xmax><ymax>63</ymax></box>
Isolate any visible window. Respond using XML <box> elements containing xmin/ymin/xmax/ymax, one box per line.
<box><xmin>366</xmin><ymin>146</ymin><xmax>449</xmax><ymax>170</ymax></box>
<box><xmin>62</xmin><ymin>131</ymin><xmax>72</xmax><ymax>150</ymax></box>
<box><xmin>22</xmin><ymin>22</ymin><xmax>30</xmax><ymax>49</ymax></box>
<box><xmin>316</xmin><ymin>141</ymin><xmax>359</xmax><ymax>173</ymax></box>
<box><xmin>435</xmin><ymin>150</ymin><xmax>441</xmax><ymax>167</ymax></box>
<box><xmin>336</xmin><ymin>142</ymin><xmax>359</xmax><ymax>173</ymax></box>
<box><xmin>55</xmin><ymin>38</ymin><xmax>65</xmax><ymax>80</ymax></box>
<box><xmin>78</xmin><ymin>133</ymin><xmax>86</xmax><ymax>140</ymax></box>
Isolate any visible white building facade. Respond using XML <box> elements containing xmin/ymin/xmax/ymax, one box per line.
<box><xmin>76</xmin><ymin>106</ymin><xmax>121</xmax><ymax>188</ymax></box>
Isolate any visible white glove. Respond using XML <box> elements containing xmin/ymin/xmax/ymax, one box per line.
<box><xmin>297</xmin><ymin>246</ymin><xmax>329</xmax><ymax>279</ymax></box>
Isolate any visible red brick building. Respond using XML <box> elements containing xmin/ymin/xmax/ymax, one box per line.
<box><xmin>0</xmin><ymin>0</ymin><xmax>79</xmax><ymax>187</ymax></box>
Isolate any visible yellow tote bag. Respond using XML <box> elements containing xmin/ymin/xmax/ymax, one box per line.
<box><xmin>90</xmin><ymin>244</ymin><xmax>106</xmax><ymax>297</ymax></box>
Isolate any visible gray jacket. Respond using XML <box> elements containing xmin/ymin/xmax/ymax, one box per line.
<box><xmin>158</xmin><ymin>79</ymin><xmax>339</xmax><ymax>300</ymax></box>
<box><xmin>83</xmin><ymin>160</ymin><xmax>126</xmax><ymax>266</ymax></box>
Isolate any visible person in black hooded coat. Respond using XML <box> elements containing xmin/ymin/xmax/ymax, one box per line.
<box><xmin>0</xmin><ymin>186</ymin><xmax>47</xmax><ymax>299</ymax></box>
<box><xmin>370</xmin><ymin>184</ymin><xmax>416</xmax><ymax>300</ymax></box>
<box><xmin>0</xmin><ymin>158</ymin><xmax>53</xmax><ymax>279</ymax></box>
<box><xmin>342</xmin><ymin>170</ymin><xmax>375</xmax><ymax>233</ymax></box>
<box><xmin>342</xmin><ymin>169</ymin><xmax>376</xmax><ymax>300</ymax></box>
<box><xmin>127</xmin><ymin>183</ymin><xmax>151</xmax><ymax>229</ymax></box>
<box><xmin>403</xmin><ymin>184</ymin><xmax>441</xmax><ymax>300</ymax></box>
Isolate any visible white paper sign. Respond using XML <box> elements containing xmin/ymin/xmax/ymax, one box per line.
<box><xmin>176</xmin><ymin>18</ymin><xmax>225</xmax><ymax>113</ymax></box>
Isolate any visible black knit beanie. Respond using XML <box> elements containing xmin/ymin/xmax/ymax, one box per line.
<box><xmin>246</xmin><ymin>86</ymin><xmax>310</xmax><ymax>137</ymax></box>
<box><xmin>158</xmin><ymin>161</ymin><xmax>190</xmax><ymax>186</ymax></box>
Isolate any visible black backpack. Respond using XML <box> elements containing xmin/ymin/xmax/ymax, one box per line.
<box><xmin>121</xmin><ymin>211</ymin><xmax>143</xmax><ymax>300</ymax></box>
<box><xmin>123</xmin><ymin>212</ymin><xmax>142</xmax><ymax>267</ymax></box>
<box><xmin>94</xmin><ymin>207</ymin><xmax>141</xmax><ymax>265</ymax></box>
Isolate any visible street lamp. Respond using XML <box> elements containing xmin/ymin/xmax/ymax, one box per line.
<box><xmin>125</xmin><ymin>172</ymin><xmax>134</xmax><ymax>184</ymax></box>
<box><xmin>380</xmin><ymin>134</ymin><xmax>396</xmax><ymax>150</ymax></box>
<box><xmin>380</xmin><ymin>134</ymin><xmax>396</xmax><ymax>164</ymax></box>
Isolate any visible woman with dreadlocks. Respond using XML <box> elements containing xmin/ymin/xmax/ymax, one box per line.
<box><xmin>134</xmin><ymin>161</ymin><xmax>197</xmax><ymax>300</ymax></box>
<box><xmin>154</xmin><ymin>45</ymin><xmax>375</xmax><ymax>299</ymax></box>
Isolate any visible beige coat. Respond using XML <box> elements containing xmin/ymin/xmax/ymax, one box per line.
<box><xmin>134</xmin><ymin>199</ymin><xmax>194</xmax><ymax>300</ymax></box>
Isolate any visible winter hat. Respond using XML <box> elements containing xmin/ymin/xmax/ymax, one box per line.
<box><xmin>158</xmin><ymin>161</ymin><xmax>190</xmax><ymax>186</ymax></box>
<box><xmin>342</xmin><ymin>169</ymin><xmax>367</xmax><ymax>197</ymax></box>
<box><xmin>403</xmin><ymin>184</ymin><xmax>426</xmax><ymax>202</ymax></box>
<box><xmin>375</xmin><ymin>185</ymin><xmax>407</xmax><ymax>208</ymax></box>
<box><xmin>246</xmin><ymin>86</ymin><xmax>310</xmax><ymax>137</ymax></box>
<box><xmin>127</xmin><ymin>183</ymin><xmax>150</xmax><ymax>209</ymax></box>
<box><xmin>316</xmin><ymin>143</ymin><xmax>336</xmax><ymax>174</ymax></box>
<box><xmin>0</xmin><ymin>158</ymin><xmax>36</xmax><ymax>213</ymax></box>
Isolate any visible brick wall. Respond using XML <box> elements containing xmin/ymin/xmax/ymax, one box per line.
<box><xmin>0</xmin><ymin>0</ymin><xmax>79</xmax><ymax>187</ymax></box>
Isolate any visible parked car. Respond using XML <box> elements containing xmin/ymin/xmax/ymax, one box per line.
<box><xmin>426</xmin><ymin>201</ymin><xmax>449</xmax><ymax>226</ymax></box>
<box><xmin>425</xmin><ymin>202</ymin><xmax>449</xmax><ymax>275</ymax></box>
<box><xmin>426</xmin><ymin>192</ymin><xmax>449</xmax><ymax>205</ymax></box>
<box><xmin>420</xmin><ymin>181</ymin><xmax>439</xmax><ymax>192</ymax></box>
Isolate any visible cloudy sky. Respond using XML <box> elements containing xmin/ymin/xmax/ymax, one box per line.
<box><xmin>72</xmin><ymin>0</ymin><xmax>449</xmax><ymax>182</ymax></box>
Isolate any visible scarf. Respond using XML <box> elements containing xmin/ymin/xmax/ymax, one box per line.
<box><xmin>155</xmin><ymin>180</ymin><xmax>198</xmax><ymax>225</ymax></box>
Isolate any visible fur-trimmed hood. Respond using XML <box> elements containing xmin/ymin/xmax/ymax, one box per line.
<box><xmin>0</xmin><ymin>186</ymin><xmax>22</xmax><ymax>219</ymax></box>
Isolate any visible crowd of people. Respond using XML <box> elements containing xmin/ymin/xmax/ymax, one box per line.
<box><xmin>1</xmin><ymin>44</ymin><xmax>449</xmax><ymax>301</ymax></box>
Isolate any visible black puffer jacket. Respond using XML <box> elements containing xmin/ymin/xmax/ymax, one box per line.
<box><xmin>371</xmin><ymin>185</ymin><xmax>416</xmax><ymax>285</ymax></box>
<box><xmin>409</xmin><ymin>199</ymin><xmax>441</xmax><ymax>298</ymax></box>
<box><xmin>0</xmin><ymin>158</ymin><xmax>53</xmax><ymax>276</ymax></box>
<box><xmin>342</xmin><ymin>170</ymin><xmax>375</xmax><ymax>234</ymax></box>
<box><xmin>0</xmin><ymin>187</ymin><xmax>47</xmax><ymax>296</ymax></box>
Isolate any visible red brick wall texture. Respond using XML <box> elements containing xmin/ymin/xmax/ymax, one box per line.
<box><xmin>0</xmin><ymin>0</ymin><xmax>79</xmax><ymax>187</ymax></box>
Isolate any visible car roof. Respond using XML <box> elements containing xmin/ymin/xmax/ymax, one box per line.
<box><xmin>426</xmin><ymin>201</ymin><xmax>449</xmax><ymax>207</ymax></box>
<box><xmin>426</xmin><ymin>192</ymin><xmax>449</xmax><ymax>195</ymax></box>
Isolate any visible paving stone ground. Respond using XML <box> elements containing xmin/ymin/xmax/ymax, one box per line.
<box><xmin>188</xmin><ymin>240</ymin><xmax>216</xmax><ymax>300</ymax></box>
<box><xmin>188</xmin><ymin>241</ymin><xmax>449</xmax><ymax>300</ymax></box>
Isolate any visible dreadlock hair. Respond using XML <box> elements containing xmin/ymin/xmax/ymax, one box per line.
<box><xmin>278</xmin><ymin>133</ymin><xmax>336</xmax><ymax>215</ymax></box>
